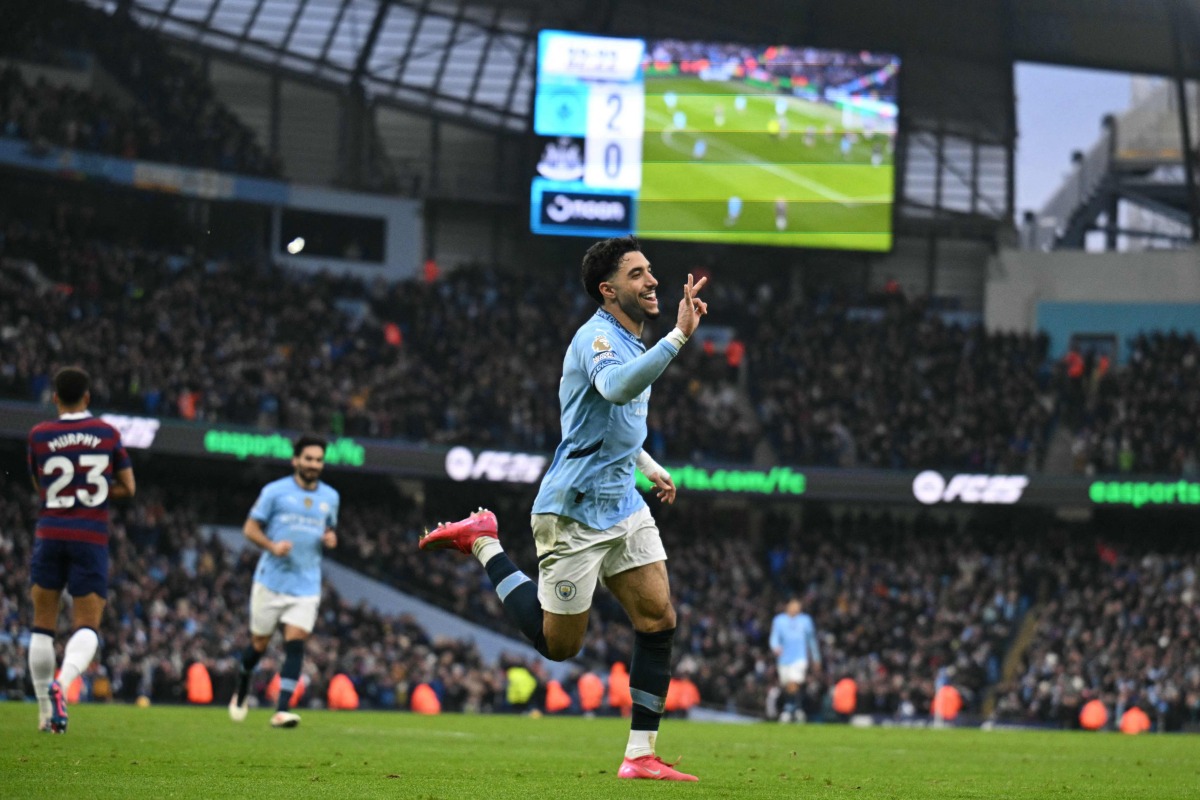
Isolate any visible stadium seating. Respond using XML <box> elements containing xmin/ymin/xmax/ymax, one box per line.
<box><xmin>991</xmin><ymin>536</ymin><xmax>1200</xmax><ymax>731</ymax></box>
<box><xmin>1</xmin><ymin>0</ymin><xmax>278</xmax><ymax>176</ymax></box>
<box><xmin>745</xmin><ymin>293</ymin><xmax>1056</xmax><ymax>471</ymax></box>
<box><xmin>1064</xmin><ymin>332</ymin><xmax>1200</xmax><ymax>476</ymax></box>
<box><xmin>5</xmin><ymin>458</ymin><xmax>1198</xmax><ymax>729</ymax></box>
<box><xmin>2</xmin><ymin>199</ymin><xmax>1196</xmax><ymax>475</ymax></box>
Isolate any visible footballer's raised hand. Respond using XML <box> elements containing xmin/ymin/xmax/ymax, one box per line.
<box><xmin>649</xmin><ymin>470</ymin><xmax>677</xmax><ymax>505</ymax></box>
<box><xmin>272</xmin><ymin>540</ymin><xmax>293</xmax><ymax>557</ymax></box>
<box><xmin>676</xmin><ymin>273</ymin><xmax>709</xmax><ymax>338</ymax></box>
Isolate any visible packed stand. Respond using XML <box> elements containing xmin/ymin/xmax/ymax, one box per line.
<box><xmin>8</xmin><ymin>449</ymin><xmax>1199</xmax><ymax>727</ymax></box>
<box><xmin>5</xmin><ymin>188</ymin><xmax>1200</xmax><ymax>474</ymax></box>
<box><xmin>992</xmin><ymin>537</ymin><xmax>1200</xmax><ymax>731</ymax></box>
<box><xmin>2</xmin><ymin>0</ymin><xmax>278</xmax><ymax>176</ymax></box>
<box><xmin>792</xmin><ymin>512</ymin><xmax>1021</xmax><ymax>716</ymax></box>
<box><xmin>1065</xmin><ymin>332</ymin><xmax>1200</xmax><ymax>477</ymax></box>
<box><xmin>338</xmin><ymin>490</ymin><xmax>1034</xmax><ymax>719</ymax></box>
<box><xmin>0</xmin><ymin>467</ymin><xmax>1030</xmax><ymax>721</ymax></box>
<box><xmin>0</xmin><ymin>213</ymin><xmax>754</xmax><ymax>462</ymax></box>
<box><xmin>0</xmin><ymin>226</ymin><xmax>396</xmax><ymax>433</ymax></box>
<box><xmin>368</xmin><ymin>267</ymin><xmax>759</xmax><ymax>461</ymax></box>
<box><xmin>586</xmin><ymin>505</ymin><xmax>1031</xmax><ymax>719</ymax></box>
<box><xmin>361</xmin><ymin>494</ymin><xmax>1200</xmax><ymax>728</ymax></box>
<box><xmin>745</xmin><ymin>292</ymin><xmax>1057</xmax><ymax>472</ymax></box>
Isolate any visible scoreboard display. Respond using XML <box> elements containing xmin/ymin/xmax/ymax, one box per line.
<box><xmin>531</xmin><ymin>31</ymin><xmax>645</xmax><ymax>236</ymax></box>
<box><xmin>530</xmin><ymin>30</ymin><xmax>901</xmax><ymax>252</ymax></box>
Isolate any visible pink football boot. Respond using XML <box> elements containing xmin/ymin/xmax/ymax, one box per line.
<box><xmin>418</xmin><ymin>508</ymin><xmax>498</xmax><ymax>554</ymax></box>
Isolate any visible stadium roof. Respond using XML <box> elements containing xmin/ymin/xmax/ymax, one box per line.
<box><xmin>74</xmin><ymin>0</ymin><xmax>1198</xmax><ymax>235</ymax></box>
<box><xmin>82</xmin><ymin>0</ymin><xmax>1200</xmax><ymax>134</ymax></box>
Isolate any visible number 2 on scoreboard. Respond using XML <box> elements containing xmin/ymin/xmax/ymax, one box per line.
<box><xmin>585</xmin><ymin>84</ymin><xmax>643</xmax><ymax>189</ymax></box>
<box><xmin>607</xmin><ymin>93</ymin><xmax>622</xmax><ymax>130</ymax></box>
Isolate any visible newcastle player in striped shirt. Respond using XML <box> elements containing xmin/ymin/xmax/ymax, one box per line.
<box><xmin>27</xmin><ymin>366</ymin><xmax>135</xmax><ymax>733</ymax></box>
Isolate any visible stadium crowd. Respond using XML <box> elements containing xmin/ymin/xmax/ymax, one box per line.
<box><xmin>4</xmin><ymin>450</ymin><xmax>1200</xmax><ymax>731</ymax></box>
<box><xmin>188</xmin><ymin>478</ymin><xmax>1200</xmax><ymax>730</ymax></box>
<box><xmin>2</xmin><ymin>0</ymin><xmax>278</xmax><ymax>176</ymax></box>
<box><xmin>746</xmin><ymin>295</ymin><xmax>1057</xmax><ymax>472</ymax></box>
<box><xmin>0</xmin><ymin>210</ymin><xmax>757</xmax><ymax>462</ymax></box>
<box><xmin>643</xmin><ymin>39</ymin><xmax>899</xmax><ymax>102</ymax></box>
<box><xmin>3</xmin><ymin>200</ymin><xmax>1197</xmax><ymax>474</ymax></box>
<box><xmin>1065</xmin><ymin>332</ymin><xmax>1200</xmax><ymax>477</ymax></box>
<box><xmin>992</xmin><ymin>538</ymin><xmax>1200</xmax><ymax>732</ymax></box>
<box><xmin>343</xmin><ymin>495</ymin><xmax>1034</xmax><ymax>719</ymax></box>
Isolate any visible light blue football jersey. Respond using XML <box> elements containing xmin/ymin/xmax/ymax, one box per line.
<box><xmin>249</xmin><ymin>475</ymin><xmax>339</xmax><ymax>596</ymax></box>
<box><xmin>769</xmin><ymin>612</ymin><xmax>820</xmax><ymax>666</ymax></box>
<box><xmin>532</xmin><ymin>309</ymin><xmax>679</xmax><ymax>531</ymax></box>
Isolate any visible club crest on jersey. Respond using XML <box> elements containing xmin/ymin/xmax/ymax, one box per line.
<box><xmin>592</xmin><ymin>335</ymin><xmax>612</xmax><ymax>352</ymax></box>
<box><xmin>304</xmin><ymin>498</ymin><xmax>313</xmax><ymax>509</ymax></box>
<box><xmin>555</xmin><ymin>580</ymin><xmax>577</xmax><ymax>601</ymax></box>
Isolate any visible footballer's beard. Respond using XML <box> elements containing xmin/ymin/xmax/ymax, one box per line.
<box><xmin>618</xmin><ymin>290</ymin><xmax>660</xmax><ymax>326</ymax></box>
<box><xmin>296</xmin><ymin>467</ymin><xmax>322</xmax><ymax>487</ymax></box>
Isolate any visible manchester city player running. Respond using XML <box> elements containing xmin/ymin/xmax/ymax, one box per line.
<box><xmin>228</xmin><ymin>434</ymin><xmax>339</xmax><ymax>728</ymax></box>
<box><xmin>770</xmin><ymin>597</ymin><xmax>821</xmax><ymax>722</ymax></box>
<box><xmin>421</xmin><ymin>236</ymin><xmax>707</xmax><ymax>781</ymax></box>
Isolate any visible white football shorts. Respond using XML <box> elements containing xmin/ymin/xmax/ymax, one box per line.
<box><xmin>250</xmin><ymin>581</ymin><xmax>320</xmax><ymax>636</ymax></box>
<box><xmin>778</xmin><ymin>660</ymin><xmax>809</xmax><ymax>685</ymax></box>
<box><xmin>531</xmin><ymin>505</ymin><xmax>667</xmax><ymax>615</ymax></box>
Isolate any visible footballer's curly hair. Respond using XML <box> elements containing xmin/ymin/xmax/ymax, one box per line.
<box><xmin>581</xmin><ymin>235</ymin><xmax>642</xmax><ymax>306</ymax></box>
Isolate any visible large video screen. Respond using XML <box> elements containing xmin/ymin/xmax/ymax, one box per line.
<box><xmin>531</xmin><ymin>31</ymin><xmax>899</xmax><ymax>251</ymax></box>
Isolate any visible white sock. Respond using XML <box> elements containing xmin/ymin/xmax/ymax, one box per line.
<box><xmin>29</xmin><ymin>632</ymin><xmax>56</xmax><ymax>719</ymax></box>
<box><xmin>472</xmin><ymin>537</ymin><xmax>504</xmax><ymax>567</ymax></box>
<box><xmin>58</xmin><ymin>628</ymin><xmax>99</xmax><ymax>689</ymax></box>
<box><xmin>625</xmin><ymin>730</ymin><xmax>657</xmax><ymax>759</ymax></box>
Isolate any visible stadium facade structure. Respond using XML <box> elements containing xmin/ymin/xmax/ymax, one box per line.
<box><xmin>1028</xmin><ymin>79</ymin><xmax>1200</xmax><ymax>251</ymax></box>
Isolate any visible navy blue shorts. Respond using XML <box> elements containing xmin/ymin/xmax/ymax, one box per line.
<box><xmin>30</xmin><ymin>538</ymin><xmax>110</xmax><ymax>599</ymax></box>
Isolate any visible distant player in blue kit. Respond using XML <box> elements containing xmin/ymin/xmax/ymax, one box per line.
<box><xmin>228</xmin><ymin>434</ymin><xmax>339</xmax><ymax>728</ymax></box>
<box><xmin>770</xmin><ymin>597</ymin><xmax>821</xmax><ymax>722</ymax></box>
<box><xmin>27</xmin><ymin>366</ymin><xmax>136</xmax><ymax>733</ymax></box>
<box><xmin>422</xmin><ymin>236</ymin><xmax>708</xmax><ymax>781</ymax></box>
<box><xmin>725</xmin><ymin>195</ymin><xmax>743</xmax><ymax>226</ymax></box>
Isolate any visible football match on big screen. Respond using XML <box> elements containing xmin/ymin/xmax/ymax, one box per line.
<box><xmin>531</xmin><ymin>30</ymin><xmax>899</xmax><ymax>252</ymax></box>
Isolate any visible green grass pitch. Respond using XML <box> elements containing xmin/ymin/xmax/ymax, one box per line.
<box><xmin>4</xmin><ymin>703</ymin><xmax>1199</xmax><ymax>799</ymax></box>
<box><xmin>639</xmin><ymin>76</ymin><xmax>894</xmax><ymax>250</ymax></box>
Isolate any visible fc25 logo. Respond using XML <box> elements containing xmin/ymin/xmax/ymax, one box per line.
<box><xmin>444</xmin><ymin>446</ymin><xmax>547</xmax><ymax>484</ymax></box>
<box><xmin>912</xmin><ymin>470</ymin><xmax>1029</xmax><ymax>505</ymax></box>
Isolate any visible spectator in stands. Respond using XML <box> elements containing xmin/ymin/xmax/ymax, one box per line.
<box><xmin>2</xmin><ymin>0</ymin><xmax>279</xmax><ymax>176</ymax></box>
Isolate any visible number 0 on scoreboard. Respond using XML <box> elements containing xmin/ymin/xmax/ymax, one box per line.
<box><xmin>584</xmin><ymin>85</ymin><xmax>644</xmax><ymax>190</ymax></box>
<box><xmin>532</xmin><ymin>30</ymin><xmax>644</xmax><ymax>237</ymax></box>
